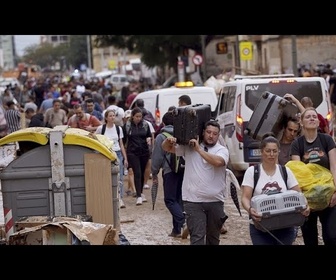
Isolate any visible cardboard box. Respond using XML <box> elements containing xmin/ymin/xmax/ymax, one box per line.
<box><xmin>9</xmin><ymin>216</ymin><xmax>118</xmax><ymax>245</ymax></box>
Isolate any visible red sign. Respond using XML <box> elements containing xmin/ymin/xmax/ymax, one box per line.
<box><xmin>192</xmin><ymin>54</ymin><xmax>203</xmax><ymax>66</ymax></box>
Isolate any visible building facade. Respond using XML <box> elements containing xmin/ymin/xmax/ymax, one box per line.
<box><xmin>0</xmin><ymin>35</ymin><xmax>16</xmax><ymax>70</ymax></box>
<box><xmin>205</xmin><ymin>35</ymin><xmax>336</xmax><ymax>77</ymax></box>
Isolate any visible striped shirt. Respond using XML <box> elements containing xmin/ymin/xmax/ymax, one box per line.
<box><xmin>5</xmin><ymin>109</ymin><xmax>21</xmax><ymax>133</ymax></box>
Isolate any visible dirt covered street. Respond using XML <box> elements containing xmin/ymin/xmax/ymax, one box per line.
<box><xmin>118</xmin><ymin>172</ymin><xmax>309</xmax><ymax>245</ymax></box>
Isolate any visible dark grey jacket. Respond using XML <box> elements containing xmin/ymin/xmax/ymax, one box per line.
<box><xmin>151</xmin><ymin>125</ymin><xmax>174</xmax><ymax>176</ymax></box>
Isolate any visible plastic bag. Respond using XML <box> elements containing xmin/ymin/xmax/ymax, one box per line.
<box><xmin>286</xmin><ymin>161</ymin><xmax>335</xmax><ymax>210</ymax></box>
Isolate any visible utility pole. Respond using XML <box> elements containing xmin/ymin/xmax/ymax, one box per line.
<box><xmin>291</xmin><ymin>35</ymin><xmax>298</xmax><ymax>76</ymax></box>
<box><xmin>87</xmin><ymin>35</ymin><xmax>92</xmax><ymax>72</ymax></box>
<box><xmin>235</xmin><ymin>35</ymin><xmax>241</xmax><ymax>75</ymax></box>
<box><xmin>201</xmin><ymin>35</ymin><xmax>207</xmax><ymax>81</ymax></box>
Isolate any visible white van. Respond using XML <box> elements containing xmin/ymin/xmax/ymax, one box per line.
<box><xmin>108</xmin><ymin>74</ymin><xmax>134</xmax><ymax>90</ymax></box>
<box><xmin>130</xmin><ymin>83</ymin><xmax>218</xmax><ymax>128</ymax></box>
<box><xmin>215</xmin><ymin>74</ymin><xmax>333</xmax><ymax>180</ymax></box>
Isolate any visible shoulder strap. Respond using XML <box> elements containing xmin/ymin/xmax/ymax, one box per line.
<box><xmin>252</xmin><ymin>164</ymin><xmax>260</xmax><ymax>196</ymax></box>
<box><xmin>125</xmin><ymin>120</ymin><xmax>131</xmax><ymax>135</ymax></box>
<box><xmin>162</xmin><ymin>132</ymin><xmax>172</xmax><ymax>138</ymax></box>
<box><xmin>102</xmin><ymin>124</ymin><xmax>106</xmax><ymax>135</ymax></box>
<box><xmin>116</xmin><ymin>125</ymin><xmax>120</xmax><ymax>141</ymax></box>
<box><xmin>143</xmin><ymin>120</ymin><xmax>149</xmax><ymax>131</ymax></box>
<box><xmin>162</xmin><ymin>131</ymin><xmax>176</xmax><ymax>172</ymax></box>
<box><xmin>278</xmin><ymin>164</ymin><xmax>288</xmax><ymax>189</ymax></box>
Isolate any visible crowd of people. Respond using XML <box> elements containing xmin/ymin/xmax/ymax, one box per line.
<box><xmin>0</xmin><ymin>71</ymin><xmax>336</xmax><ymax>246</ymax></box>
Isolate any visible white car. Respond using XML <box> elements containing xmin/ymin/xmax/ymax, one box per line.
<box><xmin>0</xmin><ymin>77</ymin><xmax>21</xmax><ymax>93</ymax></box>
<box><xmin>107</xmin><ymin>74</ymin><xmax>135</xmax><ymax>90</ymax></box>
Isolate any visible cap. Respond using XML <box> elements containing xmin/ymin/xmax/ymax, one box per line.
<box><xmin>125</xmin><ymin>110</ymin><xmax>132</xmax><ymax>118</ymax></box>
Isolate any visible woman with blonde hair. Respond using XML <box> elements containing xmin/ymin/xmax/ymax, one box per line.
<box><xmin>290</xmin><ymin>107</ymin><xmax>336</xmax><ymax>245</ymax></box>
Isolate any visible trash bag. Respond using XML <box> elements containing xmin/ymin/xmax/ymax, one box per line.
<box><xmin>286</xmin><ymin>161</ymin><xmax>335</xmax><ymax>211</ymax></box>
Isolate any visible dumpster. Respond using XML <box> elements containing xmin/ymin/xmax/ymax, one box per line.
<box><xmin>0</xmin><ymin>126</ymin><xmax>119</xmax><ymax>239</ymax></box>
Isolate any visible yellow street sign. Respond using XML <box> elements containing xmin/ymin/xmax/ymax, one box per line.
<box><xmin>108</xmin><ymin>60</ymin><xmax>116</xmax><ymax>70</ymax></box>
<box><xmin>239</xmin><ymin>41</ymin><xmax>253</xmax><ymax>61</ymax></box>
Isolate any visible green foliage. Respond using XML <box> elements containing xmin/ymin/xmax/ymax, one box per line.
<box><xmin>21</xmin><ymin>35</ymin><xmax>88</xmax><ymax>70</ymax></box>
<box><xmin>94</xmin><ymin>35</ymin><xmax>209</xmax><ymax>69</ymax></box>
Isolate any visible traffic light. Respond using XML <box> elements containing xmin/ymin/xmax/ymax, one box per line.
<box><xmin>216</xmin><ymin>42</ymin><xmax>228</xmax><ymax>54</ymax></box>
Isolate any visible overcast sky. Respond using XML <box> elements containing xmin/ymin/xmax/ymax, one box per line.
<box><xmin>14</xmin><ymin>35</ymin><xmax>40</xmax><ymax>56</ymax></box>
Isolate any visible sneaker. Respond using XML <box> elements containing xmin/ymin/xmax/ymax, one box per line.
<box><xmin>136</xmin><ymin>197</ymin><xmax>143</xmax><ymax>205</ymax></box>
<box><xmin>220</xmin><ymin>225</ymin><xmax>228</xmax><ymax>234</ymax></box>
<box><xmin>143</xmin><ymin>184</ymin><xmax>150</xmax><ymax>189</ymax></box>
<box><xmin>168</xmin><ymin>231</ymin><xmax>182</xmax><ymax>238</ymax></box>
<box><xmin>181</xmin><ymin>224</ymin><xmax>189</xmax><ymax>239</ymax></box>
<box><xmin>119</xmin><ymin>199</ymin><xmax>126</xmax><ymax>209</ymax></box>
<box><xmin>141</xmin><ymin>193</ymin><xmax>147</xmax><ymax>202</ymax></box>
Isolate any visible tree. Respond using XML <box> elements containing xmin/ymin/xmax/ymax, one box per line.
<box><xmin>93</xmin><ymin>35</ymin><xmax>216</xmax><ymax>70</ymax></box>
<box><xmin>22</xmin><ymin>43</ymin><xmax>57</xmax><ymax>68</ymax></box>
<box><xmin>21</xmin><ymin>35</ymin><xmax>88</xmax><ymax>71</ymax></box>
<box><xmin>66</xmin><ymin>35</ymin><xmax>88</xmax><ymax>70</ymax></box>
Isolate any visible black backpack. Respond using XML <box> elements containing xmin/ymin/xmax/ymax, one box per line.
<box><xmin>252</xmin><ymin>163</ymin><xmax>288</xmax><ymax>196</ymax></box>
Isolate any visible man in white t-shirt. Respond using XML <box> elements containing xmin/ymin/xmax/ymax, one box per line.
<box><xmin>162</xmin><ymin>120</ymin><xmax>229</xmax><ymax>245</ymax></box>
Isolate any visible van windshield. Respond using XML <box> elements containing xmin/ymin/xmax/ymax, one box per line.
<box><xmin>245</xmin><ymin>81</ymin><xmax>323</xmax><ymax>111</ymax></box>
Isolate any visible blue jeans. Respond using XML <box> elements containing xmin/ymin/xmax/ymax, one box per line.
<box><xmin>183</xmin><ymin>200</ymin><xmax>227</xmax><ymax>245</ymax></box>
<box><xmin>116</xmin><ymin>150</ymin><xmax>124</xmax><ymax>199</ymax></box>
<box><xmin>249</xmin><ymin>223</ymin><xmax>296</xmax><ymax>245</ymax></box>
<box><xmin>163</xmin><ymin>171</ymin><xmax>185</xmax><ymax>235</ymax></box>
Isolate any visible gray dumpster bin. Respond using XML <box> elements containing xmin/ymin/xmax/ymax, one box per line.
<box><xmin>0</xmin><ymin>126</ymin><xmax>119</xmax><ymax>236</ymax></box>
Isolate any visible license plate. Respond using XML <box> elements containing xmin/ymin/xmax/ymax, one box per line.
<box><xmin>250</xmin><ymin>149</ymin><xmax>261</xmax><ymax>157</ymax></box>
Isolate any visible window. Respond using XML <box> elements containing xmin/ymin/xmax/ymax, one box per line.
<box><xmin>219</xmin><ymin>86</ymin><xmax>236</xmax><ymax>114</ymax></box>
<box><xmin>60</xmin><ymin>35</ymin><xmax>68</xmax><ymax>42</ymax></box>
<box><xmin>244</xmin><ymin>81</ymin><xmax>324</xmax><ymax>111</ymax></box>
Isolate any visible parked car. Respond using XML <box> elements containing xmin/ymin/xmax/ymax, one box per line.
<box><xmin>108</xmin><ymin>74</ymin><xmax>135</xmax><ymax>90</ymax></box>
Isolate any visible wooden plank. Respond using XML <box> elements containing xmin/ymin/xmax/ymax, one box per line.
<box><xmin>42</xmin><ymin>227</ymin><xmax>69</xmax><ymax>245</ymax></box>
<box><xmin>20</xmin><ymin>112</ymin><xmax>26</xmax><ymax>129</ymax></box>
<box><xmin>84</xmin><ymin>153</ymin><xmax>114</xmax><ymax>225</ymax></box>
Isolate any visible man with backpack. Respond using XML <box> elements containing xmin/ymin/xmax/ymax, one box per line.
<box><xmin>151</xmin><ymin>110</ymin><xmax>186</xmax><ymax>238</ymax></box>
